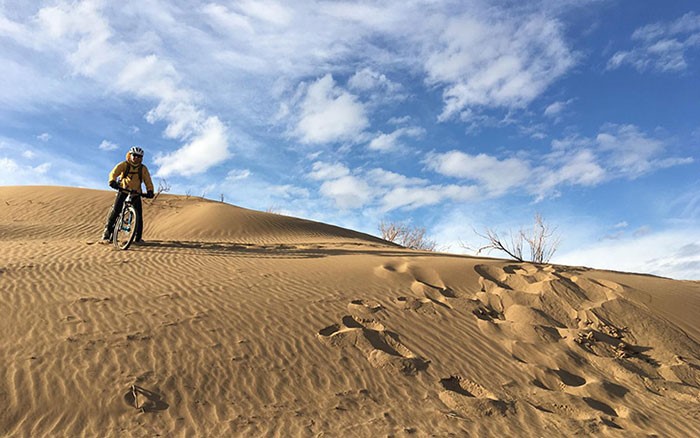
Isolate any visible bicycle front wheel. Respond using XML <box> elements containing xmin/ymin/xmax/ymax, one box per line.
<box><xmin>113</xmin><ymin>206</ymin><xmax>138</xmax><ymax>250</ymax></box>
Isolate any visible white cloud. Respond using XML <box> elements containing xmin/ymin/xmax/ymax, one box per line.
<box><xmin>320</xmin><ymin>175</ymin><xmax>372</xmax><ymax>209</ymax></box>
<box><xmin>37</xmin><ymin>133</ymin><xmax>51</xmax><ymax>142</ymax></box>
<box><xmin>535</xmin><ymin>149</ymin><xmax>606</xmax><ymax>198</ymax></box>
<box><xmin>226</xmin><ymin>169</ymin><xmax>251</xmax><ymax>181</ymax></box>
<box><xmin>426</xmin><ymin>150</ymin><xmax>531</xmax><ymax>195</ymax></box>
<box><xmin>202</xmin><ymin>3</ymin><xmax>254</xmax><ymax>35</ymax></box>
<box><xmin>366</xmin><ymin>168</ymin><xmax>427</xmax><ymax>187</ymax></box>
<box><xmin>608</xmin><ymin>12</ymin><xmax>700</xmax><ymax>73</ymax></box>
<box><xmin>34</xmin><ymin>162</ymin><xmax>51</xmax><ymax>174</ymax></box>
<box><xmin>426</xmin><ymin>13</ymin><xmax>575</xmax><ymax>121</ymax></box>
<box><xmin>596</xmin><ymin>124</ymin><xmax>692</xmax><ymax>177</ymax></box>
<box><xmin>307</xmin><ymin>161</ymin><xmax>480</xmax><ymax>213</ymax></box>
<box><xmin>99</xmin><ymin>140</ymin><xmax>118</xmax><ymax>151</ymax></box>
<box><xmin>308</xmin><ymin>161</ymin><xmax>351</xmax><ymax>181</ymax></box>
<box><xmin>155</xmin><ymin>116</ymin><xmax>230</xmax><ymax>177</ymax></box>
<box><xmin>424</xmin><ymin>123</ymin><xmax>692</xmax><ymax>201</ymax></box>
<box><xmin>295</xmin><ymin>74</ymin><xmax>369</xmax><ymax>144</ymax></box>
<box><xmin>388</xmin><ymin>115</ymin><xmax>412</xmax><ymax>125</ymax></box>
<box><xmin>368</xmin><ymin>126</ymin><xmax>424</xmax><ymax>152</ymax></box>
<box><xmin>538</xmin><ymin>125</ymin><xmax>692</xmax><ymax>196</ymax></box>
<box><xmin>2</xmin><ymin>1</ymin><xmax>232</xmax><ymax>177</ymax></box>
<box><xmin>557</xmin><ymin>228</ymin><xmax>700</xmax><ymax>280</ymax></box>
<box><xmin>544</xmin><ymin>99</ymin><xmax>573</xmax><ymax>118</ymax></box>
<box><xmin>270</xmin><ymin>184</ymin><xmax>310</xmax><ymax>200</ymax></box>
<box><xmin>2</xmin><ymin>1</ymin><xmax>582</xmax><ymax>152</ymax></box>
<box><xmin>379</xmin><ymin>184</ymin><xmax>479</xmax><ymax>212</ymax></box>
<box><xmin>347</xmin><ymin>67</ymin><xmax>407</xmax><ymax>104</ymax></box>
<box><xmin>380</xmin><ymin>185</ymin><xmax>447</xmax><ymax>211</ymax></box>
<box><xmin>348</xmin><ymin>67</ymin><xmax>401</xmax><ymax>93</ymax></box>
<box><xmin>22</xmin><ymin>150</ymin><xmax>36</xmax><ymax>159</ymax></box>
<box><xmin>0</xmin><ymin>157</ymin><xmax>53</xmax><ymax>184</ymax></box>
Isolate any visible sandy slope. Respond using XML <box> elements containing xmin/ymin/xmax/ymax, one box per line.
<box><xmin>1</xmin><ymin>186</ymin><xmax>699</xmax><ymax>437</ymax></box>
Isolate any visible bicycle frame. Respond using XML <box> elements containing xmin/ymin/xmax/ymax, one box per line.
<box><xmin>113</xmin><ymin>190</ymin><xmax>140</xmax><ymax>250</ymax></box>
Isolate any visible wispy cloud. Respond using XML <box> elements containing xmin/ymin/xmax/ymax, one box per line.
<box><xmin>98</xmin><ymin>140</ymin><xmax>118</xmax><ymax>151</ymax></box>
<box><xmin>0</xmin><ymin>137</ymin><xmax>99</xmax><ymax>188</ymax></box>
<box><xmin>307</xmin><ymin>160</ymin><xmax>477</xmax><ymax>213</ymax></box>
<box><xmin>425</xmin><ymin>151</ymin><xmax>531</xmax><ymax>195</ymax></box>
<box><xmin>1</xmin><ymin>1</ymin><xmax>231</xmax><ymax>177</ymax></box>
<box><xmin>308</xmin><ymin>161</ymin><xmax>351</xmax><ymax>181</ymax></box>
<box><xmin>426</xmin><ymin>124</ymin><xmax>692</xmax><ymax>201</ymax></box>
<box><xmin>319</xmin><ymin>175</ymin><xmax>373</xmax><ymax>209</ymax></box>
<box><xmin>226</xmin><ymin>169</ymin><xmax>251</xmax><ymax>181</ymax></box>
<box><xmin>596</xmin><ymin>124</ymin><xmax>693</xmax><ymax>177</ymax></box>
<box><xmin>426</xmin><ymin>12</ymin><xmax>576</xmax><ymax>121</ymax></box>
<box><xmin>544</xmin><ymin>98</ymin><xmax>574</xmax><ymax>119</ymax></box>
<box><xmin>558</xmin><ymin>228</ymin><xmax>700</xmax><ymax>280</ymax></box>
<box><xmin>1</xmin><ymin>1</ymin><xmax>579</xmax><ymax>150</ymax></box>
<box><xmin>608</xmin><ymin>12</ymin><xmax>700</xmax><ymax>73</ymax></box>
<box><xmin>368</xmin><ymin>126</ymin><xmax>424</xmax><ymax>152</ymax></box>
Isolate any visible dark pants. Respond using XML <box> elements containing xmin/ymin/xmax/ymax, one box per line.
<box><xmin>103</xmin><ymin>192</ymin><xmax>143</xmax><ymax>240</ymax></box>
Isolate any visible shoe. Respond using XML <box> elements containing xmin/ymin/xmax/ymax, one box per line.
<box><xmin>133</xmin><ymin>239</ymin><xmax>146</xmax><ymax>245</ymax></box>
<box><xmin>99</xmin><ymin>238</ymin><xmax>111</xmax><ymax>245</ymax></box>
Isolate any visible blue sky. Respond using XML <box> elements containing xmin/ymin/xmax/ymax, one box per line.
<box><xmin>1</xmin><ymin>0</ymin><xmax>699</xmax><ymax>279</ymax></box>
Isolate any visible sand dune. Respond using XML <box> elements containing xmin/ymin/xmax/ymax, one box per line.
<box><xmin>1</xmin><ymin>186</ymin><xmax>699</xmax><ymax>436</ymax></box>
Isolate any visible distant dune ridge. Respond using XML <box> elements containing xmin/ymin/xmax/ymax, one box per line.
<box><xmin>1</xmin><ymin>185</ymin><xmax>699</xmax><ymax>436</ymax></box>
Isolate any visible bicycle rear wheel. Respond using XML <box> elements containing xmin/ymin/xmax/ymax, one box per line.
<box><xmin>113</xmin><ymin>206</ymin><xmax>138</xmax><ymax>250</ymax></box>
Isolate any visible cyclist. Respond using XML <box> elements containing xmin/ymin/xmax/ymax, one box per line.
<box><xmin>101</xmin><ymin>146</ymin><xmax>155</xmax><ymax>244</ymax></box>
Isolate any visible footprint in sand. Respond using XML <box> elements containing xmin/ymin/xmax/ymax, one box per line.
<box><xmin>317</xmin><ymin>315</ymin><xmax>428</xmax><ymax>376</ymax></box>
<box><xmin>438</xmin><ymin>376</ymin><xmax>515</xmax><ymax>418</ymax></box>
<box><xmin>532</xmin><ymin>367</ymin><xmax>587</xmax><ymax>391</ymax></box>
<box><xmin>477</xmin><ymin>264</ymin><xmax>559</xmax><ymax>294</ymax></box>
<box><xmin>124</xmin><ymin>385</ymin><xmax>169</xmax><ymax>413</ymax></box>
<box><xmin>373</xmin><ymin>261</ymin><xmax>410</xmax><ymax>280</ymax></box>
<box><xmin>410</xmin><ymin>280</ymin><xmax>457</xmax><ymax>309</ymax></box>
<box><xmin>395</xmin><ymin>296</ymin><xmax>441</xmax><ymax>317</ymax></box>
<box><xmin>394</xmin><ymin>280</ymin><xmax>464</xmax><ymax>317</ymax></box>
<box><xmin>347</xmin><ymin>299</ymin><xmax>385</xmax><ymax>322</ymax></box>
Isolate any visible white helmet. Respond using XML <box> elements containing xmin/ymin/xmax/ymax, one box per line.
<box><xmin>129</xmin><ymin>146</ymin><xmax>144</xmax><ymax>156</ymax></box>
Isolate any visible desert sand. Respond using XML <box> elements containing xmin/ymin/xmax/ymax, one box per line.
<box><xmin>1</xmin><ymin>185</ymin><xmax>699</xmax><ymax>437</ymax></box>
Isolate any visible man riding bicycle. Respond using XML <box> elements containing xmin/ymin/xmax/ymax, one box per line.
<box><xmin>101</xmin><ymin>146</ymin><xmax>155</xmax><ymax>244</ymax></box>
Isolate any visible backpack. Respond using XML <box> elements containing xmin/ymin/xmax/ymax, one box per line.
<box><xmin>120</xmin><ymin>161</ymin><xmax>143</xmax><ymax>185</ymax></box>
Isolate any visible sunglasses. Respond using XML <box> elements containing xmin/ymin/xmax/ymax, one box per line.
<box><xmin>131</xmin><ymin>154</ymin><xmax>143</xmax><ymax>158</ymax></box>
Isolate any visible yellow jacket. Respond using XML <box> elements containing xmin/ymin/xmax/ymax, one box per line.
<box><xmin>109</xmin><ymin>158</ymin><xmax>154</xmax><ymax>193</ymax></box>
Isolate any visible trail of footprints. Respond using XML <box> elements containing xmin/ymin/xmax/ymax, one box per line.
<box><xmin>317</xmin><ymin>301</ymin><xmax>428</xmax><ymax>376</ymax></box>
<box><xmin>317</xmin><ymin>260</ymin><xmax>700</xmax><ymax>427</ymax></box>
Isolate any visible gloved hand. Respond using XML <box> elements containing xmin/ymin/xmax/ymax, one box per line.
<box><xmin>145</xmin><ymin>190</ymin><xmax>155</xmax><ymax>199</ymax></box>
<box><xmin>109</xmin><ymin>180</ymin><xmax>119</xmax><ymax>190</ymax></box>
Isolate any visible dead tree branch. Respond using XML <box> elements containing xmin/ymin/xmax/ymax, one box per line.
<box><xmin>470</xmin><ymin>213</ymin><xmax>560</xmax><ymax>263</ymax></box>
<box><xmin>380</xmin><ymin>221</ymin><xmax>437</xmax><ymax>251</ymax></box>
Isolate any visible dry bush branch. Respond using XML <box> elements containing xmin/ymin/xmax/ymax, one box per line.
<box><xmin>380</xmin><ymin>221</ymin><xmax>437</xmax><ymax>251</ymax></box>
<box><xmin>150</xmin><ymin>178</ymin><xmax>171</xmax><ymax>203</ymax></box>
<box><xmin>470</xmin><ymin>213</ymin><xmax>560</xmax><ymax>263</ymax></box>
<box><xmin>473</xmin><ymin>228</ymin><xmax>525</xmax><ymax>262</ymax></box>
<box><xmin>524</xmin><ymin>213</ymin><xmax>560</xmax><ymax>264</ymax></box>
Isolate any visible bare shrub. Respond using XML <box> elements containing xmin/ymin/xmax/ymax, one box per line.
<box><xmin>150</xmin><ymin>178</ymin><xmax>171</xmax><ymax>202</ymax></box>
<box><xmin>379</xmin><ymin>221</ymin><xmax>437</xmax><ymax>251</ymax></box>
<box><xmin>265</xmin><ymin>205</ymin><xmax>281</xmax><ymax>215</ymax></box>
<box><xmin>470</xmin><ymin>213</ymin><xmax>560</xmax><ymax>263</ymax></box>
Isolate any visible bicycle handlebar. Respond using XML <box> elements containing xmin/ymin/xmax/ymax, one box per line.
<box><xmin>117</xmin><ymin>188</ymin><xmax>141</xmax><ymax>196</ymax></box>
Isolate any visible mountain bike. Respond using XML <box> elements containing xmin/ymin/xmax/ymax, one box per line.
<box><xmin>113</xmin><ymin>189</ymin><xmax>140</xmax><ymax>250</ymax></box>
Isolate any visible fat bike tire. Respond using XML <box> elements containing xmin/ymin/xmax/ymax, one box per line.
<box><xmin>113</xmin><ymin>206</ymin><xmax>138</xmax><ymax>250</ymax></box>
